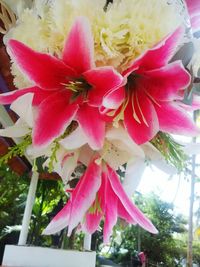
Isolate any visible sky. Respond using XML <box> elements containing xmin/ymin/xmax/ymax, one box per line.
<box><xmin>137</xmin><ymin>164</ymin><xmax>200</xmax><ymax>217</ymax></box>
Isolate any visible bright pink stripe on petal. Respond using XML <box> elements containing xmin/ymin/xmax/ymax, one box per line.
<box><xmin>83</xmin><ymin>67</ymin><xmax>123</xmax><ymax>107</ymax></box>
<box><xmin>103</xmin><ymin>172</ymin><xmax>118</xmax><ymax>243</ymax></box>
<box><xmin>155</xmin><ymin>102</ymin><xmax>200</xmax><ymax>136</ymax></box>
<box><xmin>76</xmin><ymin>104</ymin><xmax>105</xmax><ymax>150</ymax></box>
<box><xmin>62</xmin><ymin>17</ymin><xmax>95</xmax><ymax>75</ymax></box>
<box><xmin>82</xmin><ymin>174</ymin><xmax>106</xmax><ymax>234</ymax></box>
<box><xmin>33</xmin><ymin>91</ymin><xmax>78</xmax><ymax>147</ymax></box>
<box><xmin>68</xmin><ymin>160</ymin><xmax>102</xmax><ymax>235</ymax></box>
<box><xmin>107</xmin><ymin>165</ymin><xmax>158</xmax><ymax>234</ymax></box>
<box><xmin>8</xmin><ymin>40</ymin><xmax>76</xmax><ymax>90</ymax></box>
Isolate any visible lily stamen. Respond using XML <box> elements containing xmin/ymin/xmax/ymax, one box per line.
<box><xmin>135</xmin><ymin>92</ymin><xmax>149</xmax><ymax>127</ymax></box>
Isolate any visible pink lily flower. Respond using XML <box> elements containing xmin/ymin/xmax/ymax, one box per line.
<box><xmin>43</xmin><ymin>159</ymin><xmax>158</xmax><ymax>243</ymax></box>
<box><xmin>185</xmin><ymin>0</ymin><xmax>200</xmax><ymax>34</ymax></box>
<box><xmin>103</xmin><ymin>27</ymin><xmax>198</xmax><ymax>145</ymax></box>
<box><xmin>0</xmin><ymin>17</ymin><xmax>123</xmax><ymax>149</ymax></box>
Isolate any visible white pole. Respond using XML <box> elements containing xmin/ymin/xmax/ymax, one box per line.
<box><xmin>83</xmin><ymin>233</ymin><xmax>92</xmax><ymax>251</ymax></box>
<box><xmin>18</xmin><ymin>171</ymin><xmax>39</xmax><ymax>245</ymax></box>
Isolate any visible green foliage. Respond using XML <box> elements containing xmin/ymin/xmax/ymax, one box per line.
<box><xmin>0</xmin><ymin>164</ymin><xmax>29</xmax><ymax>237</ymax></box>
<box><xmin>193</xmin><ymin>241</ymin><xmax>200</xmax><ymax>264</ymax></box>
<box><xmin>151</xmin><ymin>132</ymin><xmax>188</xmax><ymax>172</ymax></box>
<box><xmin>28</xmin><ymin>179</ymin><xmax>67</xmax><ymax>246</ymax></box>
<box><xmin>0</xmin><ymin>135</ymin><xmax>32</xmax><ymax>166</ymax></box>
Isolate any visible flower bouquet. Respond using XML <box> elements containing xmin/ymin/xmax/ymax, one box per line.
<box><xmin>0</xmin><ymin>0</ymin><xmax>200</xmax><ymax>244</ymax></box>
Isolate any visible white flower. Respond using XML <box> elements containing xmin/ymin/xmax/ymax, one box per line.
<box><xmin>0</xmin><ymin>93</ymin><xmax>33</xmax><ymax>137</ymax></box>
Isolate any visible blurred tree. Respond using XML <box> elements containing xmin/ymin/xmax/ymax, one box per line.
<box><xmin>108</xmin><ymin>193</ymin><xmax>188</xmax><ymax>267</ymax></box>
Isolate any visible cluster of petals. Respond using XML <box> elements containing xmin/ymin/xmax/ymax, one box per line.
<box><xmin>103</xmin><ymin>27</ymin><xmax>199</xmax><ymax>145</ymax></box>
<box><xmin>0</xmin><ymin>16</ymin><xmax>123</xmax><ymax>150</ymax></box>
<box><xmin>0</xmin><ymin>12</ymin><xmax>200</xmax><ymax>242</ymax></box>
<box><xmin>43</xmin><ymin>159</ymin><xmax>158</xmax><ymax>243</ymax></box>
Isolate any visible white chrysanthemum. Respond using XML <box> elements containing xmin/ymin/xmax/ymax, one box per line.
<box><xmin>96</xmin><ymin>0</ymin><xmax>183</xmax><ymax>70</ymax></box>
<box><xmin>4</xmin><ymin>0</ymin><xmax>184</xmax><ymax>88</ymax></box>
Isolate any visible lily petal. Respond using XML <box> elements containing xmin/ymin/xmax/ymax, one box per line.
<box><xmin>83</xmin><ymin>67</ymin><xmax>123</xmax><ymax>107</ymax></box>
<box><xmin>106</xmin><ymin>126</ymin><xmax>145</xmax><ymax>158</ymax></box>
<box><xmin>118</xmin><ymin>201</ymin><xmax>137</xmax><ymax>224</ymax></box>
<box><xmin>103</xmin><ymin>86</ymin><xmax>125</xmax><ymax>109</ymax></box>
<box><xmin>62</xmin><ymin>16</ymin><xmax>94</xmax><ymax>75</ymax></box>
<box><xmin>68</xmin><ymin>160</ymin><xmax>102</xmax><ymax>235</ymax></box>
<box><xmin>0</xmin><ymin>86</ymin><xmax>52</xmax><ymax>106</ymax></box>
<box><xmin>144</xmin><ymin>61</ymin><xmax>191</xmax><ymax>101</ymax></box>
<box><xmin>82</xmin><ymin>176</ymin><xmax>106</xmax><ymax>234</ymax></box>
<box><xmin>103</xmin><ymin>172</ymin><xmax>118</xmax><ymax>243</ymax></box>
<box><xmin>43</xmin><ymin>201</ymin><xmax>71</xmax><ymax>235</ymax></box>
<box><xmin>82</xmin><ymin>212</ymin><xmax>102</xmax><ymax>234</ymax></box>
<box><xmin>8</xmin><ymin>40</ymin><xmax>75</xmax><ymax>90</ymax></box>
<box><xmin>154</xmin><ymin>102</ymin><xmax>199</xmax><ymax>136</ymax></box>
<box><xmin>60</xmin><ymin>126</ymin><xmax>87</xmax><ymax>150</ymax></box>
<box><xmin>123</xmin><ymin>158</ymin><xmax>145</xmax><ymax>197</ymax></box>
<box><xmin>124</xmin><ymin>92</ymin><xmax>159</xmax><ymax>144</ymax></box>
<box><xmin>185</xmin><ymin>0</ymin><xmax>200</xmax><ymax>18</ymax></box>
<box><xmin>107</xmin><ymin>165</ymin><xmax>158</xmax><ymax>234</ymax></box>
<box><xmin>76</xmin><ymin>104</ymin><xmax>105</xmax><ymax>150</ymax></box>
<box><xmin>142</xmin><ymin>143</ymin><xmax>176</xmax><ymax>175</ymax></box>
<box><xmin>0</xmin><ymin>119</ymin><xmax>29</xmax><ymax>137</ymax></box>
<box><xmin>191</xmin><ymin>15</ymin><xmax>200</xmax><ymax>32</ymax></box>
<box><xmin>33</xmin><ymin>91</ymin><xmax>78</xmax><ymax>147</ymax></box>
<box><xmin>124</xmin><ymin>27</ymin><xmax>183</xmax><ymax>76</ymax></box>
<box><xmin>57</xmin><ymin>150</ymin><xmax>79</xmax><ymax>184</ymax></box>
<box><xmin>10</xmin><ymin>93</ymin><xmax>34</xmax><ymax>127</ymax></box>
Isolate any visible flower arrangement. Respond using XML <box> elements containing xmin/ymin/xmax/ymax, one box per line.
<box><xmin>0</xmin><ymin>0</ymin><xmax>200</xmax><ymax>243</ymax></box>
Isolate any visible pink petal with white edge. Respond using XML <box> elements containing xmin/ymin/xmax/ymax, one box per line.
<box><xmin>103</xmin><ymin>86</ymin><xmax>125</xmax><ymax>109</ymax></box>
<box><xmin>76</xmin><ymin>104</ymin><xmax>105</xmax><ymax>150</ymax></box>
<box><xmin>33</xmin><ymin>91</ymin><xmax>78</xmax><ymax>147</ymax></box>
<box><xmin>83</xmin><ymin>67</ymin><xmax>123</xmax><ymax>107</ymax></box>
<box><xmin>144</xmin><ymin>61</ymin><xmax>191</xmax><ymax>101</ymax></box>
<box><xmin>123</xmin><ymin>27</ymin><xmax>183</xmax><ymax>77</ymax></box>
<box><xmin>154</xmin><ymin>102</ymin><xmax>200</xmax><ymax>136</ymax></box>
<box><xmin>43</xmin><ymin>201</ymin><xmax>71</xmax><ymax>235</ymax></box>
<box><xmin>124</xmin><ymin>91</ymin><xmax>159</xmax><ymax>144</ymax></box>
<box><xmin>59</xmin><ymin>151</ymin><xmax>79</xmax><ymax>183</ymax></box>
<box><xmin>68</xmin><ymin>160</ymin><xmax>102</xmax><ymax>235</ymax></box>
<box><xmin>62</xmin><ymin>17</ymin><xmax>94</xmax><ymax>75</ymax></box>
<box><xmin>0</xmin><ymin>86</ymin><xmax>52</xmax><ymax>106</ymax></box>
<box><xmin>103</xmin><ymin>172</ymin><xmax>118</xmax><ymax>243</ymax></box>
<box><xmin>118</xmin><ymin>201</ymin><xmax>136</xmax><ymax>224</ymax></box>
<box><xmin>82</xmin><ymin>167</ymin><xmax>105</xmax><ymax>234</ymax></box>
<box><xmin>107</xmin><ymin>165</ymin><xmax>158</xmax><ymax>234</ymax></box>
<box><xmin>8</xmin><ymin>40</ymin><xmax>76</xmax><ymax>90</ymax></box>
